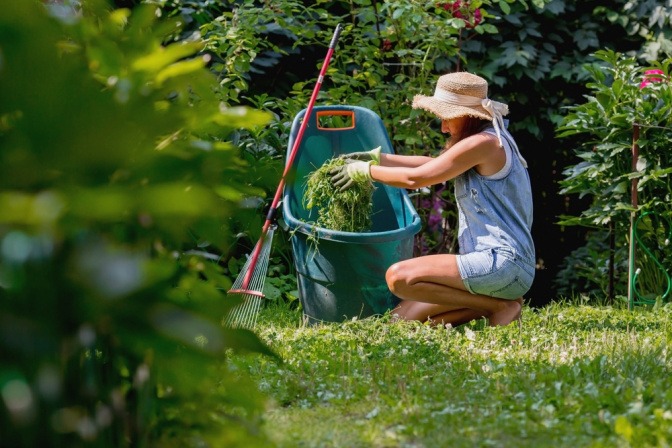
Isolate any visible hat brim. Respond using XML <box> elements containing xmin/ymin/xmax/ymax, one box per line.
<box><xmin>412</xmin><ymin>94</ymin><xmax>502</xmax><ymax>121</ymax></box>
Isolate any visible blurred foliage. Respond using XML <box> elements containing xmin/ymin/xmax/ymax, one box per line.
<box><xmin>0</xmin><ymin>1</ymin><xmax>279</xmax><ymax>446</ymax></box>
<box><xmin>555</xmin><ymin>50</ymin><xmax>672</xmax><ymax>302</ymax></box>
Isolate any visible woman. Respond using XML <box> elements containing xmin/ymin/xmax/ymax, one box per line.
<box><xmin>330</xmin><ymin>72</ymin><xmax>535</xmax><ymax>327</ymax></box>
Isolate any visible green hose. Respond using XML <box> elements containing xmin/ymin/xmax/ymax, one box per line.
<box><xmin>630</xmin><ymin>211</ymin><xmax>672</xmax><ymax>307</ymax></box>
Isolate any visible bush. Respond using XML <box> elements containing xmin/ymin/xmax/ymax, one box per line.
<box><xmin>0</xmin><ymin>2</ymin><xmax>277</xmax><ymax>446</ymax></box>
<box><xmin>556</xmin><ymin>50</ymin><xmax>672</xmax><ymax>303</ymax></box>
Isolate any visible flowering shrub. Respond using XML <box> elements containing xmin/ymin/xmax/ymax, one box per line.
<box><xmin>438</xmin><ymin>0</ymin><xmax>483</xmax><ymax>29</ymax></box>
<box><xmin>556</xmin><ymin>50</ymin><xmax>672</xmax><ymax>301</ymax></box>
<box><xmin>639</xmin><ymin>69</ymin><xmax>666</xmax><ymax>88</ymax></box>
<box><xmin>559</xmin><ymin>51</ymin><xmax>672</xmax><ymax>226</ymax></box>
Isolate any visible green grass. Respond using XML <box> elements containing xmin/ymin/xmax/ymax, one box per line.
<box><xmin>230</xmin><ymin>301</ymin><xmax>672</xmax><ymax>447</ymax></box>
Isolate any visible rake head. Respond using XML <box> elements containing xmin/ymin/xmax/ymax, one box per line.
<box><xmin>224</xmin><ymin>226</ymin><xmax>275</xmax><ymax>329</ymax></box>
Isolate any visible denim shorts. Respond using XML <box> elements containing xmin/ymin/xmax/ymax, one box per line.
<box><xmin>456</xmin><ymin>247</ymin><xmax>535</xmax><ymax>300</ymax></box>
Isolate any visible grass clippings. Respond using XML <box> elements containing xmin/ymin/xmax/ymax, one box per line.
<box><xmin>303</xmin><ymin>158</ymin><xmax>375</xmax><ymax>233</ymax></box>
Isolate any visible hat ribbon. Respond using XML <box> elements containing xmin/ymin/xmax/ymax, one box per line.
<box><xmin>481</xmin><ymin>99</ymin><xmax>527</xmax><ymax>168</ymax></box>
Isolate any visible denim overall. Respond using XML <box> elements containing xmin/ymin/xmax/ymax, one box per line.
<box><xmin>454</xmin><ymin>126</ymin><xmax>535</xmax><ymax>299</ymax></box>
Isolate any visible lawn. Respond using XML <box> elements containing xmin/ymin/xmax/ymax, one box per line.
<box><xmin>230</xmin><ymin>301</ymin><xmax>672</xmax><ymax>447</ymax></box>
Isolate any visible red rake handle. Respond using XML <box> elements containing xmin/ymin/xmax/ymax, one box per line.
<box><xmin>239</xmin><ymin>24</ymin><xmax>343</xmax><ymax>291</ymax></box>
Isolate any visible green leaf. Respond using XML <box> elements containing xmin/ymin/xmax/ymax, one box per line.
<box><xmin>132</xmin><ymin>41</ymin><xmax>204</xmax><ymax>72</ymax></box>
<box><xmin>614</xmin><ymin>415</ymin><xmax>633</xmax><ymax>442</ymax></box>
<box><xmin>498</xmin><ymin>1</ymin><xmax>511</xmax><ymax>15</ymax></box>
<box><xmin>263</xmin><ymin>282</ymin><xmax>282</xmax><ymax>301</ymax></box>
<box><xmin>155</xmin><ymin>56</ymin><xmax>209</xmax><ymax>85</ymax></box>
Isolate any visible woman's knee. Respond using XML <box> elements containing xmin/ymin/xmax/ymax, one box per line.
<box><xmin>386</xmin><ymin>262</ymin><xmax>409</xmax><ymax>294</ymax></box>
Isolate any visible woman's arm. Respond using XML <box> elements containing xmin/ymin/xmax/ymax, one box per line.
<box><xmin>371</xmin><ymin>133</ymin><xmax>502</xmax><ymax>189</ymax></box>
<box><xmin>379</xmin><ymin>152</ymin><xmax>433</xmax><ymax>168</ymax></box>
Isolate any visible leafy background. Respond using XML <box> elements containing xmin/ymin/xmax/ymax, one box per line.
<box><xmin>156</xmin><ymin>0</ymin><xmax>672</xmax><ymax>305</ymax></box>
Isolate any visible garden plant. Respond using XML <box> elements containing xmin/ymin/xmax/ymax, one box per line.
<box><xmin>557</xmin><ymin>51</ymin><xmax>672</xmax><ymax>303</ymax></box>
<box><xmin>1</xmin><ymin>2</ymin><xmax>276</xmax><ymax>446</ymax></box>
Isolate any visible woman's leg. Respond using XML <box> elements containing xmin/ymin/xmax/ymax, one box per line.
<box><xmin>393</xmin><ymin>301</ymin><xmax>485</xmax><ymax>326</ymax></box>
<box><xmin>386</xmin><ymin>254</ymin><xmax>521</xmax><ymax>326</ymax></box>
<box><xmin>430</xmin><ymin>308</ymin><xmax>486</xmax><ymax>326</ymax></box>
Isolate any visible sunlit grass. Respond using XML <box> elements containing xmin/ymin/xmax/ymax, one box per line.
<box><xmin>230</xmin><ymin>301</ymin><xmax>672</xmax><ymax>447</ymax></box>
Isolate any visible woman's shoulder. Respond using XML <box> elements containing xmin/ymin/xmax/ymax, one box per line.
<box><xmin>465</xmin><ymin>130</ymin><xmax>501</xmax><ymax>150</ymax></box>
<box><xmin>462</xmin><ymin>131</ymin><xmax>506</xmax><ymax>175</ymax></box>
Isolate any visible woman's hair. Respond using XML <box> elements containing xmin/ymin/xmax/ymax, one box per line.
<box><xmin>442</xmin><ymin>116</ymin><xmax>491</xmax><ymax>152</ymax></box>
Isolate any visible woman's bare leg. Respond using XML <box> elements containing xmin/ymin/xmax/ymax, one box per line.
<box><xmin>386</xmin><ymin>254</ymin><xmax>521</xmax><ymax>327</ymax></box>
<box><xmin>430</xmin><ymin>309</ymin><xmax>486</xmax><ymax>326</ymax></box>
<box><xmin>393</xmin><ymin>301</ymin><xmax>485</xmax><ymax>326</ymax></box>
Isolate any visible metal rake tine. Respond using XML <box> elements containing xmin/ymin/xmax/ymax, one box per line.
<box><xmin>225</xmin><ymin>226</ymin><xmax>276</xmax><ymax>328</ymax></box>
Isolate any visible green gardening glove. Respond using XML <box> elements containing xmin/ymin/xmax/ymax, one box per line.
<box><xmin>329</xmin><ymin>161</ymin><xmax>373</xmax><ymax>191</ymax></box>
<box><xmin>338</xmin><ymin>146</ymin><xmax>381</xmax><ymax>165</ymax></box>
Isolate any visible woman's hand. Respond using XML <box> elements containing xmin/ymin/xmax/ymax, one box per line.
<box><xmin>338</xmin><ymin>146</ymin><xmax>381</xmax><ymax>165</ymax></box>
<box><xmin>329</xmin><ymin>161</ymin><xmax>373</xmax><ymax>191</ymax></box>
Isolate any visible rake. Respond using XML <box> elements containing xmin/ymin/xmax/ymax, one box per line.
<box><xmin>224</xmin><ymin>24</ymin><xmax>343</xmax><ymax>329</ymax></box>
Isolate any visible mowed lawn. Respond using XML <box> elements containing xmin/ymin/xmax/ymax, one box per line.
<box><xmin>230</xmin><ymin>301</ymin><xmax>672</xmax><ymax>447</ymax></box>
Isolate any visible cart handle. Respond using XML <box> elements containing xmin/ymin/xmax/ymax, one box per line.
<box><xmin>316</xmin><ymin>110</ymin><xmax>356</xmax><ymax>130</ymax></box>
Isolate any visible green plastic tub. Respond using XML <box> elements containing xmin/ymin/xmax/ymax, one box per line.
<box><xmin>282</xmin><ymin>105</ymin><xmax>421</xmax><ymax>324</ymax></box>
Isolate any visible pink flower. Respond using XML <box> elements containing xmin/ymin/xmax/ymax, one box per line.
<box><xmin>437</xmin><ymin>1</ymin><xmax>482</xmax><ymax>28</ymax></box>
<box><xmin>640</xmin><ymin>69</ymin><xmax>665</xmax><ymax>89</ymax></box>
<box><xmin>472</xmin><ymin>8</ymin><xmax>482</xmax><ymax>26</ymax></box>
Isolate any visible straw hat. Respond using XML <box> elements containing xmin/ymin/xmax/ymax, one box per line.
<box><xmin>412</xmin><ymin>72</ymin><xmax>508</xmax><ymax>121</ymax></box>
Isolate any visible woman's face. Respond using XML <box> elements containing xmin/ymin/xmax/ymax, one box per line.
<box><xmin>441</xmin><ymin>116</ymin><xmax>467</xmax><ymax>135</ymax></box>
